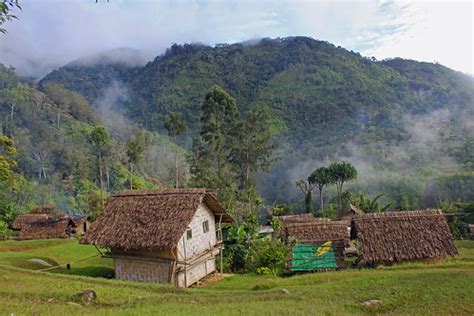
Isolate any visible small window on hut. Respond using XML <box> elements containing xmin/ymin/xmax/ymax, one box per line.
<box><xmin>203</xmin><ymin>220</ymin><xmax>209</xmax><ymax>233</ymax></box>
<box><xmin>186</xmin><ymin>228</ymin><xmax>192</xmax><ymax>240</ymax></box>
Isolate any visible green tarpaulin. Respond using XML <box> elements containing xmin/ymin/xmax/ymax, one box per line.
<box><xmin>291</xmin><ymin>242</ymin><xmax>337</xmax><ymax>271</ymax></box>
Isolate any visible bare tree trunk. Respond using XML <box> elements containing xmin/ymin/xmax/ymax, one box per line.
<box><xmin>319</xmin><ymin>188</ymin><xmax>324</xmax><ymax>217</ymax></box>
<box><xmin>105</xmin><ymin>164</ymin><xmax>110</xmax><ymax>190</ymax></box>
<box><xmin>175</xmin><ymin>148</ymin><xmax>179</xmax><ymax>188</ymax></box>
<box><xmin>129</xmin><ymin>162</ymin><xmax>133</xmax><ymax>189</ymax></box>
<box><xmin>98</xmin><ymin>150</ymin><xmax>104</xmax><ymax>209</ymax></box>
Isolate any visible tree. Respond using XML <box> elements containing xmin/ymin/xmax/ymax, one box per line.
<box><xmin>309</xmin><ymin>166</ymin><xmax>333</xmax><ymax>216</ymax></box>
<box><xmin>164</xmin><ymin>112</ymin><xmax>187</xmax><ymax>188</ymax></box>
<box><xmin>89</xmin><ymin>126</ymin><xmax>109</xmax><ymax>206</ymax></box>
<box><xmin>125</xmin><ymin>129</ymin><xmax>147</xmax><ymax>189</ymax></box>
<box><xmin>296</xmin><ymin>178</ymin><xmax>316</xmax><ymax>213</ymax></box>
<box><xmin>352</xmin><ymin>192</ymin><xmax>393</xmax><ymax>213</ymax></box>
<box><xmin>190</xmin><ymin>85</ymin><xmax>239</xmax><ymax>206</ymax></box>
<box><xmin>232</xmin><ymin>104</ymin><xmax>277</xmax><ymax>192</ymax></box>
<box><xmin>0</xmin><ymin>0</ymin><xmax>21</xmax><ymax>34</ymax></box>
<box><xmin>0</xmin><ymin>134</ymin><xmax>16</xmax><ymax>183</ymax></box>
<box><xmin>327</xmin><ymin>161</ymin><xmax>357</xmax><ymax>213</ymax></box>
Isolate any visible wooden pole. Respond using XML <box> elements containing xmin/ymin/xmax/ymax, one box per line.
<box><xmin>218</xmin><ymin>214</ymin><xmax>223</xmax><ymax>274</ymax></box>
<box><xmin>183</xmin><ymin>237</ymin><xmax>187</xmax><ymax>287</ymax></box>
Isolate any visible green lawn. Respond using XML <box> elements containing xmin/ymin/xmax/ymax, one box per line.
<box><xmin>0</xmin><ymin>239</ymin><xmax>473</xmax><ymax>315</ymax></box>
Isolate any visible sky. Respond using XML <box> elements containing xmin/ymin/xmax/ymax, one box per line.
<box><xmin>0</xmin><ymin>0</ymin><xmax>472</xmax><ymax>78</ymax></box>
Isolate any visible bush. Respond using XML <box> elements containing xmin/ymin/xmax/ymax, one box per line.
<box><xmin>0</xmin><ymin>220</ymin><xmax>11</xmax><ymax>240</ymax></box>
<box><xmin>247</xmin><ymin>239</ymin><xmax>290</xmax><ymax>275</ymax></box>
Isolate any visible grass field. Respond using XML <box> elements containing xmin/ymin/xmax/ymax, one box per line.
<box><xmin>0</xmin><ymin>239</ymin><xmax>473</xmax><ymax>315</ymax></box>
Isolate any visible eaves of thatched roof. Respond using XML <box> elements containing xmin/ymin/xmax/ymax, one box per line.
<box><xmin>354</xmin><ymin>210</ymin><xmax>458</xmax><ymax>264</ymax></box>
<box><xmin>81</xmin><ymin>188</ymin><xmax>233</xmax><ymax>250</ymax></box>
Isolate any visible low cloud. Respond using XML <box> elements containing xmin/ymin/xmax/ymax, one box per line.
<box><xmin>0</xmin><ymin>1</ymin><xmax>471</xmax><ymax>78</ymax></box>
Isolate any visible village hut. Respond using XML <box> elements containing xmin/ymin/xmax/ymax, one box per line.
<box><xmin>18</xmin><ymin>218</ymin><xmax>75</xmax><ymax>240</ymax></box>
<box><xmin>68</xmin><ymin>215</ymin><xmax>90</xmax><ymax>235</ymax></box>
<box><xmin>352</xmin><ymin>210</ymin><xmax>458</xmax><ymax>265</ymax></box>
<box><xmin>282</xmin><ymin>219</ymin><xmax>349</xmax><ymax>271</ymax></box>
<box><xmin>338</xmin><ymin>203</ymin><xmax>363</xmax><ymax>222</ymax></box>
<box><xmin>81</xmin><ymin>188</ymin><xmax>233</xmax><ymax>287</ymax></box>
<box><xmin>469</xmin><ymin>224</ymin><xmax>474</xmax><ymax>240</ymax></box>
<box><xmin>11</xmin><ymin>214</ymin><xmax>50</xmax><ymax>230</ymax></box>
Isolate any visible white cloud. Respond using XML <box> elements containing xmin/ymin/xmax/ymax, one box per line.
<box><xmin>0</xmin><ymin>0</ymin><xmax>472</xmax><ymax>78</ymax></box>
<box><xmin>361</xmin><ymin>1</ymin><xmax>473</xmax><ymax>74</ymax></box>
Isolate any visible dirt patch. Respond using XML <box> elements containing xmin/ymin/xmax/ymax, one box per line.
<box><xmin>191</xmin><ymin>272</ymin><xmax>233</xmax><ymax>287</ymax></box>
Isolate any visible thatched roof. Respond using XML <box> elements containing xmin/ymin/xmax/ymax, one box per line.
<box><xmin>68</xmin><ymin>215</ymin><xmax>89</xmax><ymax>226</ymax></box>
<box><xmin>82</xmin><ymin>188</ymin><xmax>233</xmax><ymax>250</ymax></box>
<box><xmin>277</xmin><ymin>213</ymin><xmax>319</xmax><ymax>225</ymax></box>
<box><xmin>353</xmin><ymin>210</ymin><xmax>458</xmax><ymax>264</ymax></box>
<box><xmin>11</xmin><ymin>214</ymin><xmax>50</xmax><ymax>230</ymax></box>
<box><xmin>18</xmin><ymin>218</ymin><xmax>72</xmax><ymax>240</ymax></box>
<box><xmin>338</xmin><ymin>203</ymin><xmax>363</xmax><ymax>221</ymax></box>
<box><xmin>283</xmin><ymin>220</ymin><xmax>349</xmax><ymax>244</ymax></box>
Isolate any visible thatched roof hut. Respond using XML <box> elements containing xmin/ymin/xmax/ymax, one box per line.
<box><xmin>18</xmin><ymin>218</ymin><xmax>73</xmax><ymax>240</ymax></box>
<box><xmin>11</xmin><ymin>214</ymin><xmax>50</xmax><ymax>230</ymax></box>
<box><xmin>82</xmin><ymin>188</ymin><xmax>233</xmax><ymax>250</ymax></box>
<box><xmin>279</xmin><ymin>216</ymin><xmax>349</xmax><ymax>271</ymax></box>
<box><xmin>338</xmin><ymin>203</ymin><xmax>363</xmax><ymax>221</ymax></box>
<box><xmin>353</xmin><ymin>210</ymin><xmax>457</xmax><ymax>264</ymax></box>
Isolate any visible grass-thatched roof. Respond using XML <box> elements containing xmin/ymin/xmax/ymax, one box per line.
<box><xmin>81</xmin><ymin>188</ymin><xmax>233</xmax><ymax>250</ymax></box>
<box><xmin>277</xmin><ymin>213</ymin><xmax>319</xmax><ymax>225</ymax></box>
<box><xmin>353</xmin><ymin>210</ymin><xmax>458</xmax><ymax>264</ymax></box>
<box><xmin>11</xmin><ymin>214</ymin><xmax>50</xmax><ymax>230</ymax></box>
<box><xmin>18</xmin><ymin>218</ymin><xmax>72</xmax><ymax>240</ymax></box>
<box><xmin>282</xmin><ymin>220</ymin><xmax>349</xmax><ymax>244</ymax></box>
<box><xmin>338</xmin><ymin>203</ymin><xmax>363</xmax><ymax>221</ymax></box>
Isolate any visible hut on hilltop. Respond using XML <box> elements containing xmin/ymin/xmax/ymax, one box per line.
<box><xmin>11</xmin><ymin>214</ymin><xmax>50</xmax><ymax>230</ymax></box>
<box><xmin>81</xmin><ymin>188</ymin><xmax>233</xmax><ymax>287</ymax></box>
<box><xmin>353</xmin><ymin>210</ymin><xmax>458</xmax><ymax>265</ymax></box>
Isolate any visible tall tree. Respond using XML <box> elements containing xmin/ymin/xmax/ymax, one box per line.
<box><xmin>164</xmin><ymin>112</ymin><xmax>187</xmax><ymax>188</ymax></box>
<box><xmin>232</xmin><ymin>104</ymin><xmax>277</xmax><ymax>192</ymax></box>
<box><xmin>125</xmin><ymin>129</ymin><xmax>147</xmax><ymax>189</ymax></box>
<box><xmin>89</xmin><ymin>126</ymin><xmax>109</xmax><ymax>206</ymax></box>
<box><xmin>309</xmin><ymin>166</ymin><xmax>333</xmax><ymax>216</ymax></box>
<box><xmin>190</xmin><ymin>85</ymin><xmax>239</xmax><ymax>206</ymax></box>
<box><xmin>327</xmin><ymin>161</ymin><xmax>357</xmax><ymax>213</ymax></box>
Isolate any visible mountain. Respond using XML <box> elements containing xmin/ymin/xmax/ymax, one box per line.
<box><xmin>7</xmin><ymin>36</ymin><xmax>474</xmax><ymax>210</ymax></box>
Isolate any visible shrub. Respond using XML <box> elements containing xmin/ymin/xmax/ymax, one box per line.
<box><xmin>0</xmin><ymin>219</ymin><xmax>11</xmax><ymax>240</ymax></box>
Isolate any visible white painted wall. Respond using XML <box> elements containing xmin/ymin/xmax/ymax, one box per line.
<box><xmin>177</xmin><ymin>258</ymin><xmax>216</xmax><ymax>287</ymax></box>
<box><xmin>177</xmin><ymin>202</ymin><xmax>217</xmax><ymax>261</ymax></box>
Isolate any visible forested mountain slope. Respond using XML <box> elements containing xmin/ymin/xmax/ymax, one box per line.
<box><xmin>5</xmin><ymin>36</ymin><xmax>473</xmax><ymax>211</ymax></box>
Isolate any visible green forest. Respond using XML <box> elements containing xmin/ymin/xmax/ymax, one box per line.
<box><xmin>1</xmin><ymin>36</ymin><xmax>474</xmax><ymax>238</ymax></box>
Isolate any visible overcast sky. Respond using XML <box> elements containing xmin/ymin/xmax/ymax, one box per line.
<box><xmin>0</xmin><ymin>0</ymin><xmax>472</xmax><ymax>78</ymax></box>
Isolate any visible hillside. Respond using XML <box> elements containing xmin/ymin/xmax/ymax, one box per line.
<box><xmin>0</xmin><ymin>64</ymin><xmax>185</xmax><ymax>216</ymax></box>
<box><xmin>0</xmin><ymin>239</ymin><xmax>473</xmax><ymax>315</ymax></box>
<box><xmin>39</xmin><ymin>36</ymin><xmax>474</xmax><ymax>210</ymax></box>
